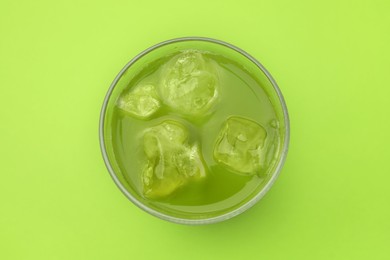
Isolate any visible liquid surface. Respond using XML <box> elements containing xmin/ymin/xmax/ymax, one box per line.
<box><xmin>108</xmin><ymin>50</ymin><xmax>281</xmax><ymax>218</ymax></box>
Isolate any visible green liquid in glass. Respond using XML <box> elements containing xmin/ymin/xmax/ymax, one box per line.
<box><xmin>106</xmin><ymin>50</ymin><xmax>283</xmax><ymax>219</ymax></box>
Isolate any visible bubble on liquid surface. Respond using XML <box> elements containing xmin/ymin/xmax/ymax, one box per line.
<box><xmin>270</xmin><ymin>119</ymin><xmax>279</xmax><ymax>129</ymax></box>
<box><xmin>142</xmin><ymin>120</ymin><xmax>206</xmax><ymax>199</ymax></box>
<box><xmin>213</xmin><ymin>116</ymin><xmax>267</xmax><ymax>175</ymax></box>
<box><xmin>117</xmin><ymin>83</ymin><xmax>160</xmax><ymax>119</ymax></box>
<box><xmin>159</xmin><ymin>50</ymin><xmax>219</xmax><ymax>116</ymax></box>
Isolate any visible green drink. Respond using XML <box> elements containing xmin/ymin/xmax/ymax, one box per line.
<box><xmin>100</xmin><ymin>38</ymin><xmax>289</xmax><ymax>224</ymax></box>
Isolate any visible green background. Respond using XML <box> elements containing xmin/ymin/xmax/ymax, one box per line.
<box><xmin>1</xmin><ymin>0</ymin><xmax>389</xmax><ymax>259</ymax></box>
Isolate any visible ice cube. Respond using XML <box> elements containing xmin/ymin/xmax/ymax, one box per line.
<box><xmin>159</xmin><ymin>51</ymin><xmax>219</xmax><ymax>116</ymax></box>
<box><xmin>213</xmin><ymin>116</ymin><xmax>267</xmax><ymax>175</ymax></box>
<box><xmin>142</xmin><ymin>120</ymin><xmax>206</xmax><ymax>198</ymax></box>
<box><xmin>117</xmin><ymin>83</ymin><xmax>160</xmax><ymax>119</ymax></box>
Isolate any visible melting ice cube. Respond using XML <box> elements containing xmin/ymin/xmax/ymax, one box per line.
<box><xmin>117</xmin><ymin>83</ymin><xmax>160</xmax><ymax>119</ymax></box>
<box><xmin>213</xmin><ymin>116</ymin><xmax>267</xmax><ymax>175</ymax></box>
<box><xmin>159</xmin><ymin>51</ymin><xmax>219</xmax><ymax>116</ymax></box>
<box><xmin>142</xmin><ymin>120</ymin><xmax>206</xmax><ymax>198</ymax></box>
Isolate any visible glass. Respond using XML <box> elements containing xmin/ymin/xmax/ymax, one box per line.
<box><xmin>99</xmin><ymin>37</ymin><xmax>290</xmax><ymax>224</ymax></box>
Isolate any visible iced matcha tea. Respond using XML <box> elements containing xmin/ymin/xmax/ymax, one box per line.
<box><xmin>100</xmin><ymin>38</ymin><xmax>289</xmax><ymax>223</ymax></box>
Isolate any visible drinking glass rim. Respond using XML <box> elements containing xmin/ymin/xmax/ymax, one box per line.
<box><xmin>99</xmin><ymin>36</ymin><xmax>290</xmax><ymax>225</ymax></box>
